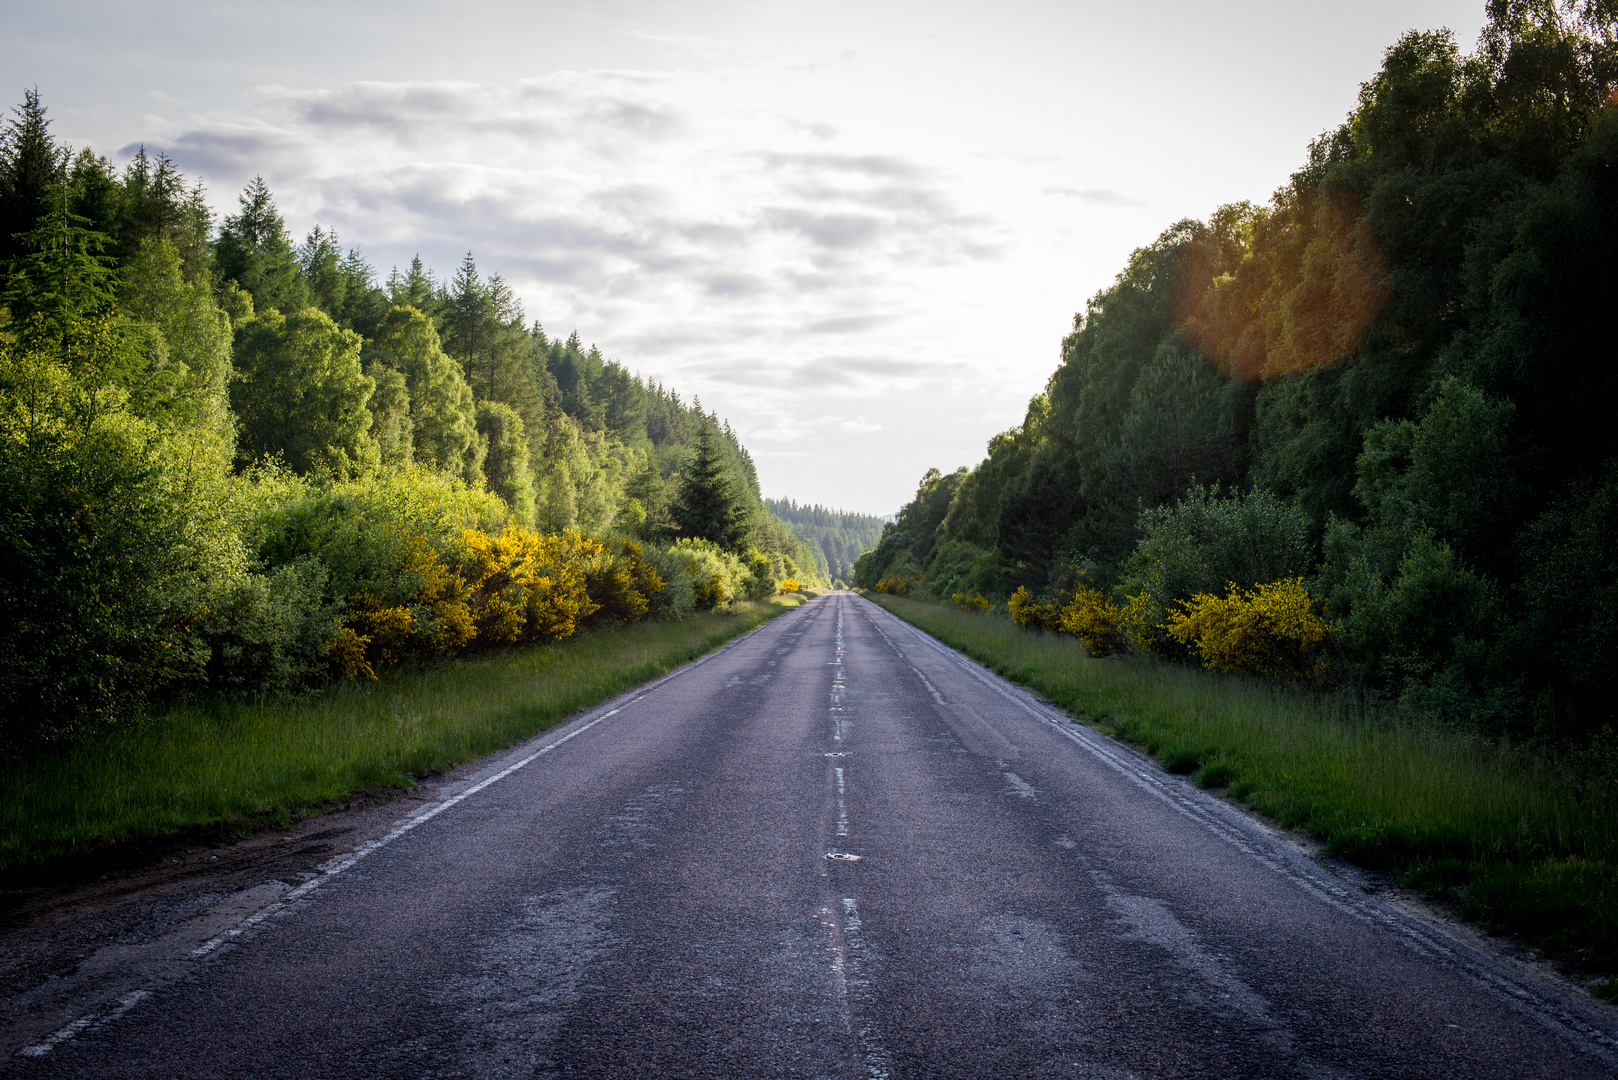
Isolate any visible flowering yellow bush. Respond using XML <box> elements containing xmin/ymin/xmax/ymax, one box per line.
<box><xmin>459</xmin><ymin>528</ymin><xmax>664</xmax><ymax>643</ymax></box>
<box><xmin>874</xmin><ymin>574</ymin><xmax>921</xmax><ymax>596</ymax></box>
<box><xmin>584</xmin><ymin>537</ymin><xmax>664</xmax><ymax>625</ymax></box>
<box><xmin>331</xmin><ymin>537</ymin><xmax>476</xmax><ymax>678</ymax></box>
<box><xmin>1057</xmin><ymin>585</ymin><xmax>1123</xmax><ymax>657</ymax></box>
<box><xmin>1118</xmin><ymin>591</ymin><xmax>1172</xmax><ymax>658</ymax></box>
<box><xmin>458</xmin><ymin>524</ymin><xmax>544</xmax><ymax>645</ymax></box>
<box><xmin>952</xmin><ymin>592</ymin><xmax>991</xmax><ymax>611</ymax></box>
<box><xmin>1165</xmin><ymin>578</ymin><xmax>1336</xmax><ymax>683</ymax></box>
<box><xmin>325</xmin><ymin>526</ymin><xmax>654</xmax><ymax>679</ymax></box>
<box><xmin>779</xmin><ymin>578</ymin><xmax>801</xmax><ymax>593</ymax></box>
<box><xmin>519</xmin><ymin>530</ymin><xmax>603</xmax><ymax>642</ymax></box>
<box><xmin>326</xmin><ymin>626</ymin><xmax>374</xmax><ymax>680</ymax></box>
<box><xmin>1008</xmin><ymin>586</ymin><xmax>1063</xmax><ymax>631</ymax></box>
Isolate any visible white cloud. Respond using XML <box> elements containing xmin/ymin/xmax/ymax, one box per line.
<box><xmin>16</xmin><ymin>0</ymin><xmax>1497</xmax><ymax>514</ymax></box>
<box><xmin>134</xmin><ymin>69</ymin><xmax>1136</xmax><ymax>511</ymax></box>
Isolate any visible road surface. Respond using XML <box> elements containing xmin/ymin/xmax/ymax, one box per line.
<box><xmin>8</xmin><ymin>592</ymin><xmax>1617</xmax><ymax>1077</ymax></box>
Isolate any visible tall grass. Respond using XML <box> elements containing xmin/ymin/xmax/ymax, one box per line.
<box><xmin>3</xmin><ymin>597</ymin><xmax>805</xmax><ymax>871</ymax></box>
<box><xmin>869</xmin><ymin>594</ymin><xmax>1618</xmax><ymax>973</ymax></box>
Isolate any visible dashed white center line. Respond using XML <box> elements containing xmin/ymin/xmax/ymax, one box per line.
<box><xmin>834</xmin><ymin>766</ymin><xmax>849</xmax><ymax>836</ymax></box>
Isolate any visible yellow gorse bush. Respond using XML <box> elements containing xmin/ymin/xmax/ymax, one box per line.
<box><xmin>464</xmin><ymin>527</ymin><xmax>602</xmax><ymax>644</ymax></box>
<box><xmin>335</xmin><ymin>537</ymin><xmax>477</xmax><ymax>679</ymax></box>
<box><xmin>1009</xmin><ymin>583</ymin><xmax>1125</xmax><ymax>657</ymax></box>
<box><xmin>874</xmin><ymin>574</ymin><xmax>921</xmax><ymax>596</ymax></box>
<box><xmin>779</xmin><ymin>578</ymin><xmax>801</xmax><ymax>593</ymax></box>
<box><xmin>326</xmin><ymin>526</ymin><xmax>665</xmax><ymax>679</ymax></box>
<box><xmin>1007</xmin><ymin>586</ymin><xmax>1063</xmax><ymax>631</ymax></box>
<box><xmin>457</xmin><ymin>525</ymin><xmax>545</xmax><ymax>645</ymax></box>
<box><xmin>583</xmin><ymin>537</ymin><xmax>664</xmax><ymax>625</ymax></box>
<box><xmin>1005</xmin><ymin>577</ymin><xmax>1335</xmax><ymax>684</ymax></box>
<box><xmin>1056</xmin><ymin>585</ymin><xmax>1123</xmax><ymax>658</ymax></box>
<box><xmin>1119</xmin><ymin>591</ymin><xmax>1172</xmax><ymax>658</ymax></box>
<box><xmin>952</xmin><ymin>592</ymin><xmax>991</xmax><ymax>611</ymax></box>
<box><xmin>1165</xmin><ymin>578</ymin><xmax>1337</xmax><ymax>684</ymax></box>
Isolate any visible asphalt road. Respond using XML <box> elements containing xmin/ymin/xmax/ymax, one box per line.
<box><xmin>9</xmin><ymin>592</ymin><xmax>1618</xmax><ymax>1078</ymax></box>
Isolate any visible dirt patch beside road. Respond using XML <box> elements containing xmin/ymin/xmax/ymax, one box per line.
<box><xmin>0</xmin><ymin>780</ymin><xmax>441</xmax><ymax>1007</ymax></box>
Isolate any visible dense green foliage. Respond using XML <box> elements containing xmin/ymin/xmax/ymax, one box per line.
<box><xmin>0</xmin><ymin>94</ymin><xmax>817</xmax><ymax>749</ymax></box>
<box><xmin>860</xmin><ymin>0</ymin><xmax>1618</xmax><ymax>742</ymax></box>
<box><xmin>765</xmin><ymin>498</ymin><xmax>887</xmax><ymax>585</ymax></box>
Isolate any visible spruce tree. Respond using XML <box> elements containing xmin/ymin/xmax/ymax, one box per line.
<box><xmin>671</xmin><ymin>425</ymin><xmax>748</xmax><ymax>552</ymax></box>
<box><xmin>216</xmin><ymin>176</ymin><xmax>306</xmax><ymax>314</ymax></box>
<box><xmin>4</xmin><ymin>197</ymin><xmax>119</xmax><ymax>360</ymax></box>
<box><xmin>0</xmin><ymin>88</ymin><xmax>61</xmax><ymax>279</ymax></box>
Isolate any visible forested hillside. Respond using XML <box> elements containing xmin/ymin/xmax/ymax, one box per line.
<box><xmin>764</xmin><ymin>499</ymin><xmax>887</xmax><ymax>585</ymax></box>
<box><xmin>0</xmin><ymin>92</ymin><xmax>817</xmax><ymax>747</ymax></box>
<box><xmin>859</xmin><ymin>1</ymin><xmax>1618</xmax><ymax>742</ymax></box>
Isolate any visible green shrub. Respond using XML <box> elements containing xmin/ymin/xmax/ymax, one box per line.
<box><xmin>640</xmin><ymin>544</ymin><xmax>699</xmax><ymax>621</ymax></box>
<box><xmin>741</xmin><ymin>551</ymin><xmax>776</xmax><ymax>601</ymax></box>
<box><xmin>197</xmin><ymin>557</ymin><xmax>339</xmax><ymax>696</ymax></box>
<box><xmin>0</xmin><ymin>341</ymin><xmax>247</xmax><ymax>746</ymax></box>
<box><xmin>253</xmin><ymin>464</ymin><xmax>508</xmax><ymax>608</ymax></box>
<box><xmin>1123</xmin><ymin>483</ymin><xmax>1308</xmax><ymax>608</ymax></box>
<box><xmin>671</xmin><ymin>537</ymin><xmax>747</xmax><ymax>611</ymax></box>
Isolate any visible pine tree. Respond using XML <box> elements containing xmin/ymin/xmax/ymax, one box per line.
<box><xmin>671</xmin><ymin>425</ymin><xmax>749</xmax><ymax>552</ymax></box>
<box><xmin>4</xmin><ymin>195</ymin><xmax>119</xmax><ymax>359</ymax></box>
<box><xmin>388</xmin><ymin>255</ymin><xmax>437</xmax><ymax>314</ymax></box>
<box><xmin>216</xmin><ymin>176</ymin><xmax>306</xmax><ymax>314</ymax></box>
<box><xmin>0</xmin><ymin>88</ymin><xmax>61</xmax><ymax>280</ymax></box>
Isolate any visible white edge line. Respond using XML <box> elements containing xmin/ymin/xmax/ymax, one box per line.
<box><xmin>189</xmin><ymin>610</ymin><xmax>790</xmax><ymax>959</ymax></box>
<box><xmin>853</xmin><ymin>595</ymin><xmax>1618</xmax><ymax>1063</ymax></box>
<box><xmin>19</xmin><ymin>990</ymin><xmax>151</xmax><ymax>1058</ymax></box>
<box><xmin>16</xmin><ymin>606</ymin><xmax>803</xmax><ymax>1058</ymax></box>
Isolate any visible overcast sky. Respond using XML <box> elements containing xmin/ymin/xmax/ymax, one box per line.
<box><xmin>5</xmin><ymin>0</ymin><xmax>1489</xmax><ymax>514</ymax></box>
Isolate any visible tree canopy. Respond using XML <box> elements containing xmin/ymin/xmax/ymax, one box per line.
<box><xmin>861</xmin><ymin>0</ymin><xmax>1618</xmax><ymax>741</ymax></box>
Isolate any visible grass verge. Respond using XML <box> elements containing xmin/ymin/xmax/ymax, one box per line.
<box><xmin>867</xmin><ymin>592</ymin><xmax>1618</xmax><ymax>983</ymax></box>
<box><xmin>2</xmin><ymin>596</ymin><xmax>809</xmax><ymax>872</ymax></box>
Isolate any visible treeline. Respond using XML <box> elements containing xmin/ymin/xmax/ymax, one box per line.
<box><xmin>764</xmin><ymin>499</ymin><xmax>887</xmax><ymax>585</ymax></box>
<box><xmin>0</xmin><ymin>90</ymin><xmax>816</xmax><ymax>749</ymax></box>
<box><xmin>859</xmin><ymin>0</ymin><xmax>1618</xmax><ymax>742</ymax></box>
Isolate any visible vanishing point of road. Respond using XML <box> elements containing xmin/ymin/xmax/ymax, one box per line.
<box><xmin>10</xmin><ymin>592</ymin><xmax>1618</xmax><ymax>1078</ymax></box>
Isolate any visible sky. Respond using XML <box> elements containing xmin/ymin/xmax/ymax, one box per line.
<box><xmin>4</xmin><ymin>0</ymin><xmax>1490</xmax><ymax>515</ymax></box>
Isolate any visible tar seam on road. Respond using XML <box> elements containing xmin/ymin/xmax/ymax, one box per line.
<box><xmin>853</xmin><ymin>594</ymin><xmax>1618</xmax><ymax>1068</ymax></box>
<box><xmin>13</xmin><ymin>610</ymin><xmax>798</xmax><ymax>1061</ymax></box>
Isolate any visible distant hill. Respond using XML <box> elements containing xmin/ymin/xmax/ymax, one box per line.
<box><xmin>765</xmin><ymin>500</ymin><xmax>888</xmax><ymax>585</ymax></box>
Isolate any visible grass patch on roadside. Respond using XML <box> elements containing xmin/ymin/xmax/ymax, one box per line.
<box><xmin>2</xmin><ymin>596</ymin><xmax>807</xmax><ymax>872</ymax></box>
<box><xmin>867</xmin><ymin>592</ymin><xmax>1618</xmax><ymax>976</ymax></box>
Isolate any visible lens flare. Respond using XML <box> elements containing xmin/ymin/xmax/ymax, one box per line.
<box><xmin>1175</xmin><ymin>188</ymin><xmax>1390</xmax><ymax>382</ymax></box>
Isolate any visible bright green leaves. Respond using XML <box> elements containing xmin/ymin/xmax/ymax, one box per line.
<box><xmin>476</xmin><ymin>400</ymin><xmax>535</xmax><ymax>526</ymax></box>
<box><xmin>231</xmin><ymin>307</ymin><xmax>376</xmax><ymax>477</ymax></box>
<box><xmin>365</xmin><ymin>304</ymin><xmax>482</xmax><ymax>484</ymax></box>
